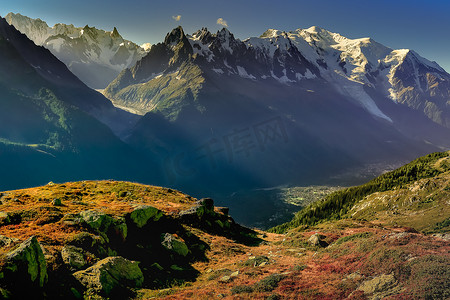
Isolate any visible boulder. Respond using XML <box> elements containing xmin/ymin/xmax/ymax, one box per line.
<box><xmin>80</xmin><ymin>210</ymin><xmax>113</xmax><ymax>232</ymax></box>
<box><xmin>129</xmin><ymin>205</ymin><xmax>163</xmax><ymax>228</ymax></box>
<box><xmin>161</xmin><ymin>233</ymin><xmax>190</xmax><ymax>257</ymax></box>
<box><xmin>66</xmin><ymin>232</ymin><xmax>109</xmax><ymax>257</ymax></box>
<box><xmin>61</xmin><ymin>245</ymin><xmax>86</xmax><ymax>270</ymax></box>
<box><xmin>3</xmin><ymin>236</ymin><xmax>47</xmax><ymax>288</ymax></box>
<box><xmin>179</xmin><ymin>205</ymin><xmax>205</xmax><ymax>220</ymax></box>
<box><xmin>179</xmin><ymin>198</ymin><xmax>216</xmax><ymax>223</ymax></box>
<box><xmin>357</xmin><ymin>273</ymin><xmax>396</xmax><ymax>295</ymax></box>
<box><xmin>308</xmin><ymin>233</ymin><xmax>328</xmax><ymax>247</ymax></box>
<box><xmin>73</xmin><ymin>256</ymin><xmax>143</xmax><ymax>297</ymax></box>
<box><xmin>112</xmin><ymin>218</ymin><xmax>128</xmax><ymax>241</ymax></box>
<box><xmin>196</xmin><ymin>198</ymin><xmax>214</xmax><ymax>213</ymax></box>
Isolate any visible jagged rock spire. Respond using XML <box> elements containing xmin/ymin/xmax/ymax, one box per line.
<box><xmin>164</xmin><ymin>26</ymin><xmax>186</xmax><ymax>45</ymax></box>
<box><xmin>111</xmin><ymin>27</ymin><xmax>120</xmax><ymax>38</ymax></box>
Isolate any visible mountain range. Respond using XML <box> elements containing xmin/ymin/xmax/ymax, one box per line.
<box><xmin>1</xmin><ymin>13</ymin><xmax>450</xmax><ymax>202</ymax></box>
<box><xmin>0</xmin><ymin>16</ymin><xmax>154</xmax><ymax>190</ymax></box>
<box><xmin>5</xmin><ymin>12</ymin><xmax>149</xmax><ymax>89</ymax></box>
<box><xmin>103</xmin><ymin>26</ymin><xmax>450</xmax><ymax>196</ymax></box>
<box><xmin>0</xmin><ymin>13</ymin><xmax>448</xmax><ymax>300</ymax></box>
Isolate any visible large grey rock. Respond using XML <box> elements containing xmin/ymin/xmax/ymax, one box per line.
<box><xmin>129</xmin><ymin>205</ymin><xmax>163</xmax><ymax>228</ymax></box>
<box><xmin>80</xmin><ymin>210</ymin><xmax>113</xmax><ymax>232</ymax></box>
<box><xmin>112</xmin><ymin>218</ymin><xmax>128</xmax><ymax>241</ymax></box>
<box><xmin>73</xmin><ymin>256</ymin><xmax>143</xmax><ymax>296</ymax></box>
<box><xmin>179</xmin><ymin>198</ymin><xmax>216</xmax><ymax>222</ymax></box>
<box><xmin>179</xmin><ymin>205</ymin><xmax>205</xmax><ymax>219</ymax></box>
<box><xmin>66</xmin><ymin>232</ymin><xmax>109</xmax><ymax>257</ymax></box>
<box><xmin>161</xmin><ymin>233</ymin><xmax>190</xmax><ymax>257</ymax></box>
<box><xmin>357</xmin><ymin>273</ymin><xmax>396</xmax><ymax>295</ymax></box>
<box><xmin>61</xmin><ymin>245</ymin><xmax>86</xmax><ymax>270</ymax></box>
<box><xmin>308</xmin><ymin>233</ymin><xmax>328</xmax><ymax>247</ymax></box>
<box><xmin>4</xmin><ymin>236</ymin><xmax>47</xmax><ymax>288</ymax></box>
<box><xmin>196</xmin><ymin>198</ymin><xmax>214</xmax><ymax>213</ymax></box>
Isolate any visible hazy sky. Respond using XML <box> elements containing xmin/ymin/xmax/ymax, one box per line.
<box><xmin>2</xmin><ymin>0</ymin><xmax>449</xmax><ymax>71</ymax></box>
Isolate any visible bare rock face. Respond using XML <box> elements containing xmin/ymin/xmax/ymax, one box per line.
<box><xmin>73</xmin><ymin>256</ymin><xmax>144</xmax><ymax>297</ymax></box>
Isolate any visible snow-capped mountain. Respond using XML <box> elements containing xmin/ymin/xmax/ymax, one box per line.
<box><xmin>5</xmin><ymin>12</ymin><xmax>150</xmax><ymax>89</ymax></box>
<box><xmin>105</xmin><ymin>26</ymin><xmax>321</xmax><ymax>115</ymax></box>
<box><xmin>105</xmin><ymin>25</ymin><xmax>450</xmax><ymax>135</ymax></box>
<box><xmin>103</xmin><ymin>26</ymin><xmax>450</xmax><ymax>194</ymax></box>
<box><xmin>282</xmin><ymin>26</ymin><xmax>450</xmax><ymax>127</ymax></box>
<box><xmin>0</xmin><ymin>16</ymin><xmax>152</xmax><ymax>190</ymax></box>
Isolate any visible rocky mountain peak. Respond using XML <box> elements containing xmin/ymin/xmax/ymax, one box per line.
<box><xmin>110</xmin><ymin>26</ymin><xmax>120</xmax><ymax>39</ymax></box>
<box><xmin>260</xmin><ymin>29</ymin><xmax>283</xmax><ymax>38</ymax></box>
<box><xmin>191</xmin><ymin>27</ymin><xmax>212</xmax><ymax>43</ymax></box>
<box><xmin>6</xmin><ymin>12</ymin><xmax>148</xmax><ymax>88</ymax></box>
<box><xmin>164</xmin><ymin>26</ymin><xmax>187</xmax><ymax>46</ymax></box>
<box><xmin>216</xmin><ymin>27</ymin><xmax>235</xmax><ymax>44</ymax></box>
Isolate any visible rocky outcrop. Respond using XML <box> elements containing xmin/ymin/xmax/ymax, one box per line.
<box><xmin>0</xmin><ymin>181</ymin><xmax>259</xmax><ymax>299</ymax></box>
<box><xmin>178</xmin><ymin>198</ymin><xmax>258</xmax><ymax>244</ymax></box>
<box><xmin>0</xmin><ymin>236</ymin><xmax>47</xmax><ymax>298</ymax></box>
<box><xmin>73</xmin><ymin>256</ymin><xmax>143</xmax><ymax>297</ymax></box>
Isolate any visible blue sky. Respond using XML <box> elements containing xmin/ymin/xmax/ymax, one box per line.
<box><xmin>2</xmin><ymin>0</ymin><xmax>449</xmax><ymax>71</ymax></box>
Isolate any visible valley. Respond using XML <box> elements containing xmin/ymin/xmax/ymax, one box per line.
<box><xmin>0</xmin><ymin>7</ymin><xmax>449</xmax><ymax>299</ymax></box>
<box><xmin>0</xmin><ymin>152</ymin><xmax>448</xmax><ymax>299</ymax></box>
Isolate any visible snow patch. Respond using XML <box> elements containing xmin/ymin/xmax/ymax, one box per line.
<box><xmin>212</xmin><ymin>68</ymin><xmax>224</xmax><ymax>74</ymax></box>
<box><xmin>295</xmin><ymin>69</ymin><xmax>316</xmax><ymax>80</ymax></box>
<box><xmin>188</xmin><ymin>39</ymin><xmax>215</xmax><ymax>62</ymax></box>
<box><xmin>141</xmin><ymin>43</ymin><xmax>152</xmax><ymax>51</ymax></box>
<box><xmin>236</xmin><ymin>66</ymin><xmax>256</xmax><ymax>79</ymax></box>
<box><xmin>271</xmin><ymin>70</ymin><xmax>295</xmax><ymax>84</ymax></box>
<box><xmin>140</xmin><ymin>72</ymin><xmax>163</xmax><ymax>83</ymax></box>
<box><xmin>342</xmin><ymin>84</ymin><xmax>392</xmax><ymax>122</ymax></box>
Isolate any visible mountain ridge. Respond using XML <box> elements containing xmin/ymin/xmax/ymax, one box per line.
<box><xmin>101</xmin><ymin>25</ymin><xmax>449</xmax><ymax>195</ymax></box>
<box><xmin>105</xmin><ymin>25</ymin><xmax>450</xmax><ymax>130</ymax></box>
<box><xmin>5</xmin><ymin>12</ymin><xmax>150</xmax><ymax>89</ymax></box>
<box><xmin>0</xmin><ymin>16</ymin><xmax>152</xmax><ymax>191</ymax></box>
